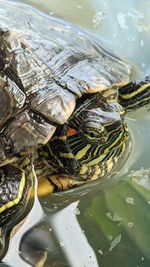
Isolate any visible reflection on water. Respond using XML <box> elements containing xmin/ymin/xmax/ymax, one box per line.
<box><xmin>50</xmin><ymin>201</ymin><xmax>99</xmax><ymax>267</ymax></box>
<box><xmin>23</xmin><ymin>0</ymin><xmax>150</xmax><ymax>74</ymax></box>
<box><xmin>77</xmin><ymin>175</ymin><xmax>150</xmax><ymax>267</ymax></box>
<box><xmin>3</xmin><ymin>192</ymin><xmax>44</xmax><ymax>267</ymax></box>
<box><xmin>1</xmin><ymin>0</ymin><xmax>150</xmax><ymax>266</ymax></box>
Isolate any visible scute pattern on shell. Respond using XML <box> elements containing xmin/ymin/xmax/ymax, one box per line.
<box><xmin>0</xmin><ymin>0</ymin><xmax>131</xmax><ymax>162</ymax></box>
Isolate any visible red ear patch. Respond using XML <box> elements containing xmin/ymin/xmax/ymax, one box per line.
<box><xmin>67</xmin><ymin>128</ymin><xmax>77</xmax><ymax>136</ymax></box>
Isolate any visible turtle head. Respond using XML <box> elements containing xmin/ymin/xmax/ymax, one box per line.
<box><xmin>42</xmin><ymin>93</ymin><xmax>129</xmax><ymax>181</ymax></box>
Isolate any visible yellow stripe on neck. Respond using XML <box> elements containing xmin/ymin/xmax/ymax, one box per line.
<box><xmin>120</xmin><ymin>83</ymin><xmax>150</xmax><ymax>99</ymax></box>
<box><xmin>86</xmin><ymin>153</ymin><xmax>106</xmax><ymax>167</ymax></box>
<box><xmin>75</xmin><ymin>144</ymin><xmax>91</xmax><ymax>160</ymax></box>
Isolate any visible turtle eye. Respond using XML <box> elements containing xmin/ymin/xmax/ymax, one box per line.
<box><xmin>84</xmin><ymin>128</ymin><xmax>105</xmax><ymax>142</ymax></box>
<box><xmin>86</xmin><ymin>131</ymin><xmax>98</xmax><ymax>140</ymax></box>
<box><xmin>88</xmin><ymin>132</ymin><xmax>96</xmax><ymax>138</ymax></box>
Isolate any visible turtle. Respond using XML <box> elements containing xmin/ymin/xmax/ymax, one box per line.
<box><xmin>0</xmin><ymin>0</ymin><xmax>149</xmax><ymax>238</ymax></box>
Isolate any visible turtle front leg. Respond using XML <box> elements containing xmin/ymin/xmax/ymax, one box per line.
<box><xmin>118</xmin><ymin>75</ymin><xmax>150</xmax><ymax>110</ymax></box>
<box><xmin>37</xmin><ymin>175</ymin><xmax>85</xmax><ymax>197</ymax></box>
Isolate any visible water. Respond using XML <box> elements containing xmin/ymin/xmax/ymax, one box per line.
<box><xmin>1</xmin><ymin>0</ymin><xmax>150</xmax><ymax>266</ymax></box>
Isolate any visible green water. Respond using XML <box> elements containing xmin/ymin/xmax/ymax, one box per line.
<box><xmin>1</xmin><ymin>0</ymin><xmax>150</xmax><ymax>266</ymax></box>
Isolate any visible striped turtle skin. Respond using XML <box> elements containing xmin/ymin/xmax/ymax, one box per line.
<box><xmin>0</xmin><ymin>1</ymin><xmax>150</xmax><ymax>250</ymax></box>
<box><xmin>38</xmin><ymin>93</ymin><xmax>129</xmax><ymax>192</ymax></box>
<box><xmin>118</xmin><ymin>76</ymin><xmax>150</xmax><ymax>110</ymax></box>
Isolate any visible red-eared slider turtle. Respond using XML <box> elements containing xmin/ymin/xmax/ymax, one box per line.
<box><xmin>0</xmin><ymin>0</ymin><xmax>149</xmax><ymax>237</ymax></box>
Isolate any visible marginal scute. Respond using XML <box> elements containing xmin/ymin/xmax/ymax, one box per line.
<box><xmin>30</xmin><ymin>84</ymin><xmax>76</xmax><ymax>125</ymax></box>
<box><xmin>0</xmin><ymin>72</ymin><xmax>25</xmax><ymax>129</ymax></box>
<box><xmin>4</xmin><ymin>110</ymin><xmax>56</xmax><ymax>154</ymax></box>
<box><xmin>50</xmin><ymin>51</ymin><xmax>131</xmax><ymax>96</ymax></box>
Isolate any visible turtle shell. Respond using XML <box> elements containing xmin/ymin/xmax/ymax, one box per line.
<box><xmin>0</xmin><ymin>0</ymin><xmax>131</xmax><ymax>163</ymax></box>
